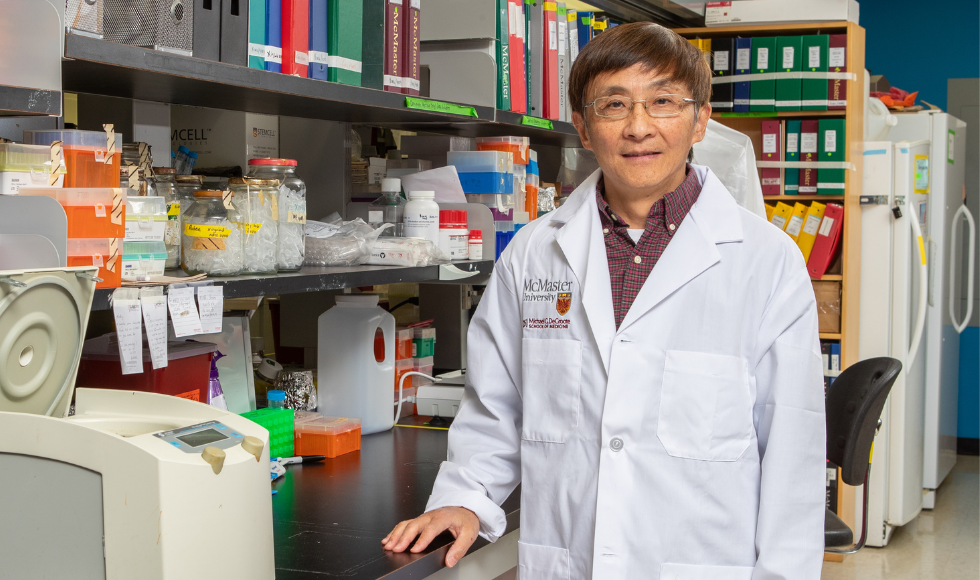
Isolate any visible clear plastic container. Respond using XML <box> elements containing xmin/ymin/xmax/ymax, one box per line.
<box><xmin>124</xmin><ymin>196</ymin><xmax>168</xmax><ymax>242</ymax></box>
<box><xmin>268</xmin><ymin>390</ymin><xmax>286</xmax><ymax>410</ymax></box>
<box><xmin>369</xmin><ymin>178</ymin><xmax>406</xmax><ymax>236</ymax></box>
<box><xmin>19</xmin><ymin>187</ymin><xmax>127</xmax><ymax>238</ymax></box>
<box><xmin>394</xmin><ymin>358</ymin><xmax>413</xmax><ymax>392</ymax></box>
<box><xmin>246</xmin><ymin>159</ymin><xmax>306</xmax><ymax>271</ymax></box>
<box><xmin>412</xmin><ymin>356</ymin><xmax>434</xmax><ymax>387</ymax></box>
<box><xmin>121</xmin><ymin>240</ymin><xmax>168</xmax><ymax>281</ymax></box>
<box><xmin>67</xmin><ymin>238</ymin><xmax>121</xmax><ymax>289</ymax></box>
<box><xmin>448</xmin><ymin>150</ymin><xmax>514</xmax><ymax>174</ymax></box>
<box><xmin>175</xmin><ymin>175</ymin><xmax>204</xmax><ymax>215</ymax></box>
<box><xmin>0</xmin><ymin>143</ymin><xmax>65</xmax><ymax>194</ymax></box>
<box><xmin>24</xmin><ymin>129</ymin><xmax>123</xmax><ymax>188</ymax></box>
<box><xmin>181</xmin><ymin>190</ymin><xmax>245</xmax><ymax>277</ymax></box>
<box><xmin>149</xmin><ymin>168</ymin><xmax>182</xmax><ymax>268</ymax></box>
<box><xmin>293</xmin><ymin>412</ymin><xmax>362</xmax><ymax>457</ymax></box>
<box><xmin>476</xmin><ymin>136</ymin><xmax>529</xmax><ymax>165</ymax></box>
<box><xmin>395</xmin><ymin>327</ymin><xmax>413</xmax><ymax>360</ymax></box>
<box><xmin>230</xmin><ymin>177</ymin><xmax>279</xmax><ymax>275</ymax></box>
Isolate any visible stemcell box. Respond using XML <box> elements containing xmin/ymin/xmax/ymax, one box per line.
<box><xmin>170</xmin><ymin>106</ymin><xmax>279</xmax><ymax>171</ymax></box>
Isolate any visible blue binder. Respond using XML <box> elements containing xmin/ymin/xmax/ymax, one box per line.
<box><xmin>577</xmin><ymin>12</ymin><xmax>592</xmax><ymax>52</ymax></box>
<box><xmin>308</xmin><ymin>0</ymin><xmax>328</xmax><ymax>80</ymax></box>
<box><xmin>734</xmin><ymin>37</ymin><xmax>752</xmax><ymax>112</ymax></box>
<box><xmin>265</xmin><ymin>0</ymin><xmax>282</xmax><ymax>73</ymax></box>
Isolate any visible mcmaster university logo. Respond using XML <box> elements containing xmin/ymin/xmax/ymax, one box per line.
<box><xmin>556</xmin><ymin>292</ymin><xmax>572</xmax><ymax>316</ymax></box>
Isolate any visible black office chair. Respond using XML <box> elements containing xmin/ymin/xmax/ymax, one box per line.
<box><xmin>824</xmin><ymin>357</ymin><xmax>902</xmax><ymax>554</ymax></box>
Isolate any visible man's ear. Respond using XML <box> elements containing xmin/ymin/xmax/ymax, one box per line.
<box><xmin>691</xmin><ymin>102</ymin><xmax>712</xmax><ymax>146</ymax></box>
<box><xmin>572</xmin><ymin>111</ymin><xmax>593</xmax><ymax>151</ymax></box>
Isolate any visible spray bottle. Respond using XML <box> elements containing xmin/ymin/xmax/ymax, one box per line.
<box><xmin>208</xmin><ymin>351</ymin><xmax>228</xmax><ymax>410</ymax></box>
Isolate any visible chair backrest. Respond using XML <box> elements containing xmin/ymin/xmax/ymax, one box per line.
<box><xmin>825</xmin><ymin>357</ymin><xmax>902</xmax><ymax>486</ymax></box>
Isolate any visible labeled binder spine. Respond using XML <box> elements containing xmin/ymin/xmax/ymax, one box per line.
<box><xmin>308</xmin><ymin>0</ymin><xmax>328</xmax><ymax>80</ymax></box>
<box><xmin>281</xmin><ymin>0</ymin><xmax>309</xmax><ymax>77</ymax></box>
<box><xmin>828</xmin><ymin>34</ymin><xmax>847</xmax><ymax>110</ymax></box>
<box><xmin>384</xmin><ymin>0</ymin><xmax>405</xmax><ymax>93</ymax></box>
<box><xmin>406</xmin><ymin>0</ymin><xmax>421</xmax><ymax>95</ymax></box>
<box><xmin>733</xmin><ymin>37</ymin><xmax>751</xmax><ymax>112</ymax></box>
<box><xmin>265</xmin><ymin>0</ymin><xmax>283</xmax><ymax>73</ymax></box>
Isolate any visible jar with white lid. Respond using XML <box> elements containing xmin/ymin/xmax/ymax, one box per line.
<box><xmin>403</xmin><ymin>190</ymin><xmax>440</xmax><ymax>244</ymax></box>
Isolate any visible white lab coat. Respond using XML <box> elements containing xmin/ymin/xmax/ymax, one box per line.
<box><xmin>425</xmin><ymin>166</ymin><xmax>826</xmax><ymax>580</ymax></box>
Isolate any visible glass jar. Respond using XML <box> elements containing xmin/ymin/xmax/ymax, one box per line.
<box><xmin>369</xmin><ymin>177</ymin><xmax>406</xmax><ymax>236</ymax></box>
<box><xmin>246</xmin><ymin>158</ymin><xmax>306</xmax><ymax>271</ymax></box>
<box><xmin>181</xmin><ymin>190</ymin><xmax>245</xmax><ymax>276</ymax></box>
<box><xmin>175</xmin><ymin>174</ymin><xmax>204</xmax><ymax>216</ymax></box>
<box><xmin>150</xmin><ymin>167</ymin><xmax>181</xmax><ymax>269</ymax></box>
<box><xmin>229</xmin><ymin>177</ymin><xmax>280</xmax><ymax>275</ymax></box>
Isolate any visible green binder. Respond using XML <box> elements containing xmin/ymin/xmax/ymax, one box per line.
<box><xmin>496</xmin><ymin>0</ymin><xmax>511</xmax><ymax>110</ymax></box>
<box><xmin>784</xmin><ymin>120</ymin><xmax>801</xmax><ymax>194</ymax></box>
<box><xmin>328</xmin><ymin>0</ymin><xmax>363</xmax><ymax>86</ymax></box>
<box><xmin>818</xmin><ymin>119</ymin><xmax>846</xmax><ymax>195</ymax></box>
<box><xmin>248</xmin><ymin>0</ymin><xmax>267</xmax><ymax>70</ymax></box>
<box><xmin>361</xmin><ymin>0</ymin><xmax>385</xmax><ymax>89</ymax></box>
<box><xmin>802</xmin><ymin>35</ymin><xmax>829</xmax><ymax>111</ymax></box>
<box><xmin>775</xmin><ymin>35</ymin><xmax>802</xmax><ymax>111</ymax></box>
<box><xmin>749</xmin><ymin>36</ymin><xmax>776</xmax><ymax>112</ymax></box>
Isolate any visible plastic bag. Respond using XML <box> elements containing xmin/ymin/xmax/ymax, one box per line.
<box><xmin>363</xmin><ymin>237</ymin><xmax>451</xmax><ymax>267</ymax></box>
<box><xmin>692</xmin><ymin>119</ymin><xmax>767</xmax><ymax>220</ymax></box>
<box><xmin>303</xmin><ymin>218</ymin><xmax>383</xmax><ymax>266</ymax></box>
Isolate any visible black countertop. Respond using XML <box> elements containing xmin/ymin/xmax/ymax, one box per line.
<box><xmin>271</xmin><ymin>422</ymin><xmax>520</xmax><ymax>579</ymax></box>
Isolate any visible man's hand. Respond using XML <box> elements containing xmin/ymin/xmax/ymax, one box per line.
<box><xmin>382</xmin><ymin>507</ymin><xmax>480</xmax><ymax>568</ymax></box>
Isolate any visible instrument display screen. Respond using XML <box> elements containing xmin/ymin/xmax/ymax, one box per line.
<box><xmin>176</xmin><ymin>428</ymin><xmax>228</xmax><ymax>448</ymax></box>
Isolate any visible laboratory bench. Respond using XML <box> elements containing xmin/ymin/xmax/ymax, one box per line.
<box><xmin>270</xmin><ymin>421</ymin><xmax>520</xmax><ymax>580</ymax></box>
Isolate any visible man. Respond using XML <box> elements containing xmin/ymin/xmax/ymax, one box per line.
<box><xmin>384</xmin><ymin>22</ymin><xmax>825</xmax><ymax>579</ymax></box>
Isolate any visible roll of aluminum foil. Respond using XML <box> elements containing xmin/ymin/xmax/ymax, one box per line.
<box><xmin>276</xmin><ymin>369</ymin><xmax>317</xmax><ymax>411</ymax></box>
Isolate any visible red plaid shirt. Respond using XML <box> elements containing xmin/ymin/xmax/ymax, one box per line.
<box><xmin>597</xmin><ymin>166</ymin><xmax>702</xmax><ymax>328</ymax></box>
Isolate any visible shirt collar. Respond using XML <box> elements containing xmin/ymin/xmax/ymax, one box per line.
<box><xmin>595</xmin><ymin>164</ymin><xmax>702</xmax><ymax>231</ymax></box>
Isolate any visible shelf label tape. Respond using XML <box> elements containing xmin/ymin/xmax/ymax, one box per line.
<box><xmin>405</xmin><ymin>97</ymin><xmax>478</xmax><ymax>118</ymax></box>
<box><xmin>521</xmin><ymin>115</ymin><xmax>554</xmax><ymax>130</ymax></box>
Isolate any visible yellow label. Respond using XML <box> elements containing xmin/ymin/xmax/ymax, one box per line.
<box><xmin>917</xmin><ymin>236</ymin><xmax>927</xmax><ymax>265</ymax></box>
<box><xmin>287</xmin><ymin>211</ymin><xmax>307</xmax><ymax>224</ymax></box>
<box><xmin>167</xmin><ymin>202</ymin><xmax>181</xmax><ymax>217</ymax></box>
<box><xmin>244</xmin><ymin>222</ymin><xmax>263</xmax><ymax>235</ymax></box>
<box><xmin>184</xmin><ymin>223</ymin><xmax>232</xmax><ymax>238</ymax></box>
<box><xmin>543</xmin><ymin>1</ymin><xmax>557</xmax><ymax>10</ymax></box>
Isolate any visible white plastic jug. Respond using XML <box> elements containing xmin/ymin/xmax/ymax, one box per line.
<box><xmin>317</xmin><ymin>294</ymin><xmax>395</xmax><ymax>434</ymax></box>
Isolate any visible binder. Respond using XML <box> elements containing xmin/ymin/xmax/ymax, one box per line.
<box><xmin>265</xmin><ymin>0</ymin><xmax>282</xmax><ymax>73</ymax></box>
<box><xmin>775</xmin><ymin>35</ymin><xmax>802</xmax><ymax>111</ymax></box>
<box><xmin>784</xmin><ymin>120</ymin><xmax>801</xmax><ymax>194</ymax></box>
<box><xmin>406</xmin><ymin>0</ymin><xmax>421</xmax><ymax>96</ymax></box>
<box><xmin>733</xmin><ymin>37</ymin><xmax>751</xmax><ymax>112</ymax></box>
<box><xmin>542</xmin><ymin>2</ymin><xmax>559</xmax><ymax>120</ymax></box>
<box><xmin>248</xmin><ymin>0</ymin><xmax>267</xmax><ymax>70</ymax></box>
<box><xmin>710</xmin><ymin>37</ymin><xmax>733</xmax><ymax>111</ymax></box>
<box><xmin>508</xmin><ymin>0</ymin><xmax>527</xmax><ymax>113</ymax></box>
<box><xmin>807</xmin><ymin>203</ymin><xmax>843</xmax><ymax>278</ymax></box>
<box><xmin>383</xmin><ymin>0</ymin><xmax>405</xmax><ymax>93</ymax></box>
<box><xmin>765</xmin><ymin>202</ymin><xmax>775</xmax><ymax>222</ymax></box>
<box><xmin>327</xmin><ymin>0</ymin><xmax>363</xmax><ymax>86</ymax></box>
<box><xmin>800</xmin><ymin>119</ymin><xmax>819</xmax><ymax>194</ymax></box>
<box><xmin>528</xmin><ymin>0</ymin><xmax>543</xmax><ymax>117</ymax></box>
<box><xmin>567</xmin><ymin>10</ymin><xmax>579</xmax><ymax>65</ymax></box>
<box><xmin>308</xmin><ymin>0</ymin><xmax>329</xmax><ymax>79</ymax></box>
<box><xmin>361</xmin><ymin>0</ymin><xmax>385</xmax><ymax>90</ymax></box>
<box><xmin>828</xmin><ymin>34</ymin><xmax>847</xmax><ymax>110</ymax></box>
<box><xmin>818</xmin><ymin>119</ymin><xmax>846</xmax><ymax>195</ymax></box>
<box><xmin>785</xmin><ymin>202</ymin><xmax>808</xmax><ymax>242</ymax></box>
<box><xmin>770</xmin><ymin>201</ymin><xmax>793</xmax><ymax>231</ymax></box>
<box><xmin>577</xmin><ymin>12</ymin><xmax>592</xmax><ymax>51</ymax></box>
<box><xmin>592</xmin><ymin>14</ymin><xmax>607</xmax><ymax>36</ymax></box>
<box><xmin>497</xmin><ymin>0</ymin><xmax>512</xmax><ymax>110</ymax></box>
<box><xmin>750</xmin><ymin>36</ymin><xmax>775</xmax><ymax>111</ymax></box>
<box><xmin>699</xmin><ymin>38</ymin><xmax>712</xmax><ymax>69</ymax></box>
<box><xmin>557</xmin><ymin>4</ymin><xmax>568</xmax><ymax>122</ymax></box>
<box><xmin>797</xmin><ymin>201</ymin><xmax>826</xmax><ymax>262</ymax></box>
<box><xmin>760</xmin><ymin>120</ymin><xmax>781</xmax><ymax>195</ymax></box>
<box><xmin>802</xmin><ymin>34</ymin><xmax>829</xmax><ymax>111</ymax></box>
<box><xmin>281</xmin><ymin>0</ymin><xmax>309</xmax><ymax>77</ymax></box>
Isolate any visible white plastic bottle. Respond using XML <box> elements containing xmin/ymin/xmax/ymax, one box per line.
<box><xmin>403</xmin><ymin>190</ymin><xmax>440</xmax><ymax>244</ymax></box>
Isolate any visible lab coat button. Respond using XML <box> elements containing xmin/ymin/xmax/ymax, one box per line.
<box><xmin>610</xmin><ymin>437</ymin><xmax>624</xmax><ymax>451</ymax></box>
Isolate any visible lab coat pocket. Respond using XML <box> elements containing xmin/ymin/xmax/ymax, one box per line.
<box><xmin>659</xmin><ymin>562</ymin><xmax>754</xmax><ymax>580</ymax></box>
<box><xmin>658</xmin><ymin>350</ymin><xmax>752</xmax><ymax>461</ymax></box>
<box><xmin>521</xmin><ymin>338</ymin><xmax>582</xmax><ymax>443</ymax></box>
<box><xmin>518</xmin><ymin>541</ymin><xmax>570</xmax><ymax>580</ymax></box>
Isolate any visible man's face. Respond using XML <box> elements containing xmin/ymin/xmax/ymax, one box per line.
<box><xmin>572</xmin><ymin>63</ymin><xmax>711</xmax><ymax>194</ymax></box>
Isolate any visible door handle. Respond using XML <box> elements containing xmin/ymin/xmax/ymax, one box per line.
<box><xmin>949</xmin><ymin>204</ymin><xmax>976</xmax><ymax>334</ymax></box>
<box><xmin>908</xmin><ymin>203</ymin><xmax>928</xmax><ymax>364</ymax></box>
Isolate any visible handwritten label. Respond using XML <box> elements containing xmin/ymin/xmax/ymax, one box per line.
<box><xmin>405</xmin><ymin>97</ymin><xmax>478</xmax><ymax>118</ymax></box>
<box><xmin>265</xmin><ymin>46</ymin><xmax>283</xmax><ymax>64</ymax></box>
<box><xmin>757</xmin><ymin>47</ymin><xmax>769</xmax><ymax>70</ymax></box>
<box><xmin>824</xmin><ymin>130</ymin><xmax>837</xmax><ymax>154</ymax></box>
<box><xmin>736</xmin><ymin>48</ymin><xmax>751</xmax><ymax>71</ymax></box>
<box><xmin>287</xmin><ymin>211</ymin><xmax>307</xmax><ymax>224</ymax></box>
<box><xmin>787</xmin><ymin>133</ymin><xmax>799</xmax><ymax>154</ymax></box>
<box><xmin>295</xmin><ymin>51</ymin><xmax>309</xmax><ymax>66</ymax></box>
<box><xmin>112</xmin><ymin>289</ymin><xmax>143</xmax><ymax>375</ymax></box>
<box><xmin>808</xmin><ymin>45</ymin><xmax>821</xmax><ymax>69</ymax></box>
<box><xmin>782</xmin><ymin>46</ymin><xmax>795</xmax><ymax>70</ymax></box>
<box><xmin>167</xmin><ymin>286</ymin><xmax>203</xmax><ymax>338</ymax></box>
<box><xmin>197</xmin><ymin>286</ymin><xmax>224</xmax><ymax>335</ymax></box>
<box><xmin>521</xmin><ymin>116</ymin><xmax>553</xmax><ymax>129</ymax></box>
<box><xmin>184</xmin><ymin>224</ymin><xmax>232</xmax><ymax>238</ymax></box>
<box><xmin>309</xmin><ymin>50</ymin><xmax>330</xmax><ymax>65</ymax></box>
<box><xmin>829</xmin><ymin>47</ymin><xmax>845</xmax><ymax>69</ymax></box>
<box><xmin>244</xmin><ymin>222</ymin><xmax>263</xmax><ymax>235</ymax></box>
<box><xmin>249</xmin><ymin>43</ymin><xmax>267</xmax><ymax>59</ymax></box>
<box><xmin>325</xmin><ymin>55</ymin><xmax>362</xmax><ymax>72</ymax></box>
<box><xmin>713</xmin><ymin>50</ymin><xmax>729</xmax><ymax>71</ymax></box>
<box><xmin>801</xmin><ymin>132</ymin><xmax>818</xmax><ymax>154</ymax></box>
<box><xmin>140</xmin><ymin>289</ymin><xmax>169</xmax><ymax>370</ymax></box>
<box><xmin>763</xmin><ymin>133</ymin><xmax>776</xmax><ymax>154</ymax></box>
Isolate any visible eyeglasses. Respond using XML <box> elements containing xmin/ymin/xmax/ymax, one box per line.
<box><xmin>584</xmin><ymin>94</ymin><xmax>698</xmax><ymax>119</ymax></box>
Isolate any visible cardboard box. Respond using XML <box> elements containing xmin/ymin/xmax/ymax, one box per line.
<box><xmin>705</xmin><ymin>0</ymin><xmax>859</xmax><ymax>27</ymax></box>
<box><xmin>813</xmin><ymin>280</ymin><xmax>841</xmax><ymax>334</ymax></box>
<box><xmin>170</xmin><ymin>106</ymin><xmax>279</xmax><ymax>171</ymax></box>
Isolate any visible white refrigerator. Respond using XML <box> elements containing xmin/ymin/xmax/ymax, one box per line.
<box><xmin>887</xmin><ymin>112</ymin><xmax>975</xmax><ymax>508</ymax></box>
<box><xmin>859</xmin><ymin>140</ymin><xmax>930</xmax><ymax>547</ymax></box>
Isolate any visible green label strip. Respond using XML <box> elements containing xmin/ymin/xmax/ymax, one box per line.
<box><xmin>719</xmin><ymin>111</ymin><xmax>779</xmax><ymax>118</ymax></box>
<box><xmin>521</xmin><ymin>115</ymin><xmax>553</xmax><ymax>130</ymax></box>
<box><xmin>405</xmin><ymin>97</ymin><xmax>478</xmax><ymax>118</ymax></box>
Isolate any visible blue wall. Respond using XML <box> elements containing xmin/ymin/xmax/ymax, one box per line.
<box><xmin>959</xmin><ymin>328</ymin><xmax>979</xmax><ymax>439</ymax></box>
<box><xmin>860</xmin><ymin>0</ymin><xmax>979</xmax><ymax>108</ymax></box>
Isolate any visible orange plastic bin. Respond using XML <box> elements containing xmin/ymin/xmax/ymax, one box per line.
<box><xmin>20</xmin><ymin>187</ymin><xmax>126</xmax><ymax>239</ymax></box>
<box><xmin>67</xmin><ymin>238</ymin><xmax>122</xmax><ymax>289</ymax></box>
<box><xmin>294</xmin><ymin>412</ymin><xmax>362</xmax><ymax>458</ymax></box>
<box><xmin>24</xmin><ymin>129</ymin><xmax>122</xmax><ymax>188</ymax></box>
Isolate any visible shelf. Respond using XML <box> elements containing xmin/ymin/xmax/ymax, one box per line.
<box><xmin>0</xmin><ymin>85</ymin><xmax>61</xmax><ymax>117</ymax></box>
<box><xmin>764</xmin><ymin>195</ymin><xmax>845</xmax><ymax>201</ymax></box>
<box><xmin>819</xmin><ymin>333</ymin><xmax>843</xmax><ymax>340</ymax></box>
<box><xmin>61</xmin><ymin>34</ymin><xmax>581</xmax><ymax>148</ymax></box>
<box><xmin>713</xmin><ymin>110</ymin><xmax>846</xmax><ymax>119</ymax></box>
<box><xmin>813</xmin><ymin>275</ymin><xmax>843</xmax><ymax>281</ymax></box>
<box><xmin>674</xmin><ymin>21</ymin><xmax>852</xmax><ymax>37</ymax></box>
<box><xmin>588</xmin><ymin>0</ymin><xmax>705</xmax><ymax>28</ymax></box>
<box><xmin>90</xmin><ymin>260</ymin><xmax>494</xmax><ymax>311</ymax></box>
